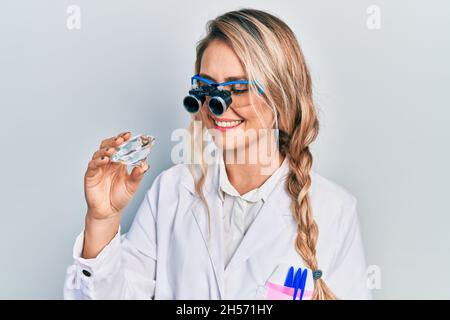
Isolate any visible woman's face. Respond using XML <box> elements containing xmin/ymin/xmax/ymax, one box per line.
<box><xmin>199</xmin><ymin>39</ymin><xmax>274</xmax><ymax>153</ymax></box>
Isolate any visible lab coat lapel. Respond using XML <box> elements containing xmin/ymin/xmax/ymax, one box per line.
<box><xmin>225</xmin><ymin>180</ymin><xmax>291</xmax><ymax>274</ymax></box>
<box><xmin>187</xmin><ymin>164</ymin><xmax>225</xmax><ymax>299</ymax></box>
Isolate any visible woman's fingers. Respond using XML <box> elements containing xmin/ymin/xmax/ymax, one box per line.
<box><xmin>127</xmin><ymin>159</ymin><xmax>149</xmax><ymax>185</ymax></box>
<box><xmin>99</xmin><ymin>131</ymin><xmax>131</xmax><ymax>149</ymax></box>
<box><xmin>91</xmin><ymin>146</ymin><xmax>117</xmax><ymax>160</ymax></box>
<box><xmin>86</xmin><ymin>155</ymin><xmax>110</xmax><ymax>175</ymax></box>
<box><xmin>93</xmin><ymin>131</ymin><xmax>132</xmax><ymax>160</ymax></box>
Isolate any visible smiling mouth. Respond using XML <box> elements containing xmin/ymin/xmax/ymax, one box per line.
<box><xmin>211</xmin><ymin>117</ymin><xmax>244</xmax><ymax>130</ymax></box>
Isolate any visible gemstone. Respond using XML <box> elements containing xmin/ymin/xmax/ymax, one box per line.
<box><xmin>110</xmin><ymin>133</ymin><xmax>155</xmax><ymax>166</ymax></box>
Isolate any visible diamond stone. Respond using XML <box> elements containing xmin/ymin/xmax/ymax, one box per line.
<box><xmin>110</xmin><ymin>133</ymin><xmax>155</xmax><ymax>166</ymax></box>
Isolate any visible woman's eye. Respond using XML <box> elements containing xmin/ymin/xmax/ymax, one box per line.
<box><xmin>230</xmin><ymin>84</ymin><xmax>249</xmax><ymax>94</ymax></box>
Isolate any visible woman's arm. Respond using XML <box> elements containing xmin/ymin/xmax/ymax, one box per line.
<box><xmin>64</xmin><ymin>182</ymin><xmax>159</xmax><ymax>299</ymax></box>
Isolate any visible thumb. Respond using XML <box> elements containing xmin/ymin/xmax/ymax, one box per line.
<box><xmin>126</xmin><ymin>159</ymin><xmax>149</xmax><ymax>191</ymax></box>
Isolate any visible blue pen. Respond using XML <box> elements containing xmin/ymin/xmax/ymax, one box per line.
<box><xmin>293</xmin><ymin>268</ymin><xmax>308</xmax><ymax>300</ymax></box>
<box><xmin>292</xmin><ymin>268</ymin><xmax>301</xmax><ymax>300</ymax></box>
<box><xmin>299</xmin><ymin>269</ymin><xmax>308</xmax><ymax>300</ymax></box>
<box><xmin>284</xmin><ymin>266</ymin><xmax>294</xmax><ymax>287</ymax></box>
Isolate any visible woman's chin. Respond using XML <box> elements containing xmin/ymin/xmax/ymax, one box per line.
<box><xmin>210</xmin><ymin>138</ymin><xmax>244</xmax><ymax>152</ymax></box>
<box><xmin>206</xmin><ymin>125</ymin><xmax>256</xmax><ymax>155</ymax></box>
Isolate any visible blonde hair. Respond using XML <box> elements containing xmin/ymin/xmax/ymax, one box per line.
<box><xmin>187</xmin><ymin>8</ymin><xmax>336</xmax><ymax>299</ymax></box>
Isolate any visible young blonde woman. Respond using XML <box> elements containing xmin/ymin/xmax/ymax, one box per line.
<box><xmin>64</xmin><ymin>8</ymin><xmax>371</xmax><ymax>300</ymax></box>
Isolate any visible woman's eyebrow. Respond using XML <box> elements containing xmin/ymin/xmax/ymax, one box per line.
<box><xmin>198</xmin><ymin>73</ymin><xmax>216</xmax><ymax>82</ymax></box>
<box><xmin>199</xmin><ymin>73</ymin><xmax>247</xmax><ymax>83</ymax></box>
<box><xmin>224</xmin><ymin>75</ymin><xmax>247</xmax><ymax>82</ymax></box>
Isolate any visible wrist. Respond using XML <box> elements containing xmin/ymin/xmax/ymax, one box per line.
<box><xmin>85</xmin><ymin>213</ymin><xmax>120</xmax><ymax>234</ymax></box>
<box><xmin>82</xmin><ymin>213</ymin><xmax>120</xmax><ymax>259</ymax></box>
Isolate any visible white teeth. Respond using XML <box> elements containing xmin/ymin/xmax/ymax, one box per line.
<box><xmin>214</xmin><ymin>120</ymin><xmax>243</xmax><ymax>128</ymax></box>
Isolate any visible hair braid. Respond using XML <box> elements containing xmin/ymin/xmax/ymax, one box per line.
<box><xmin>281</xmin><ymin>114</ymin><xmax>336</xmax><ymax>300</ymax></box>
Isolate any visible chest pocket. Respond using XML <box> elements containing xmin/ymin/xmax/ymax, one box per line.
<box><xmin>255</xmin><ymin>263</ymin><xmax>315</xmax><ymax>300</ymax></box>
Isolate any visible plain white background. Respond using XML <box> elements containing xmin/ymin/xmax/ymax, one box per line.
<box><xmin>1</xmin><ymin>0</ymin><xmax>449</xmax><ymax>299</ymax></box>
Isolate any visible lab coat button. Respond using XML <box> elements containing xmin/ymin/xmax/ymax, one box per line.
<box><xmin>82</xmin><ymin>269</ymin><xmax>91</xmax><ymax>277</ymax></box>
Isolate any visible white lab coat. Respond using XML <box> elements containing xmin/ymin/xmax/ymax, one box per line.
<box><xmin>64</xmin><ymin>162</ymin><xmax>371</xmax><ymax>300</ymax></box>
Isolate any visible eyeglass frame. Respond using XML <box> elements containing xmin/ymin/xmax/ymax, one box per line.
<box><xmin>190</xmin><ymin>74</ymin><xmax>265</xmax><ymax>95</ymax></box>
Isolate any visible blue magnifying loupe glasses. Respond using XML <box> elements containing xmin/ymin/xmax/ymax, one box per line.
<box><xmin>182</xmin><ymin>74</ymin><xmax>265</xmax><ymax>116</ymax></box>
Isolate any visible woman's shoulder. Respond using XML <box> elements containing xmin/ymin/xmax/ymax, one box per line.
<box><xmin>142</xmin><ymin>163</ymin><xmax>196</xmax><ymax>217</ymax></box>
<box><xmin>309</xmin><ymin>171</ymin><xmax>366</xmax><ymax>291</ymax></box>
<box><xmin>309</xmin><ymin>170</ymin><xmax>359</xmax><ymax>228</ymax></box>
<box><xmin>310</xmin><ymin>170</ymin><xmax>357</xmax><ymax>208</ymax></box>
<box><xmin>150</xmin><ymin>163</ymin><xmax>195</xmax><ymax>193</ymax></box>
<box><xmin>308</xmin><ymin>171</ymin><xmax>361</xmax><ymax>260</ymax></box>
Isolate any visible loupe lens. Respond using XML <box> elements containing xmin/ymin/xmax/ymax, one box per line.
<box><xmin>183</xmin><ymin>95</ymin><xmax>201</xmax><ymax>114</ymax></box>
<box><xmin>208</xmin><ymin>97</ymin><xmax>227</xmax><ymax>116</ymax></box>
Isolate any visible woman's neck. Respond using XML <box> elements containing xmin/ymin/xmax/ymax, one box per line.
<box><xmin>223</xmin><ymin>149</ymin><xmax>285</xmax><ymax>195</ymax></box>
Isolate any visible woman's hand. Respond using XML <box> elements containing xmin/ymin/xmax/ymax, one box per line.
<box><xmin>84</xmin><ymin>131</ymin><xmax>150</xmax><ymax>221</ymax></box>
<box><xmin>82</xmin><ymin>131</ymin><xmax>150</xmax><ymax>259</ymax></box>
